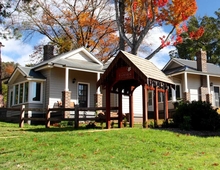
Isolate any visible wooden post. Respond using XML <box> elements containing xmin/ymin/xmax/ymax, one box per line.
<box><xmin>154</xmin><ymin>86</ymin><xmax>159</xmax><ymax>127</ymax></box>
<box><xmin>129</xmin><ymin>92</ymin><xmax>134</xmax><ymax>127</ymax></box>
<box><xmin>106</xmin><ymin>84</ymin><xmax>111</xmax><ymax>129</ymax></box>
<box><xmin>142</xmin><ymin>84</ymin><xmax>148</xmax><ymax>128</ymax></box>
<box><xmin>118</xmin><ymin>89</ymin><xmax>122</xmax><ymax>128</ymax></box>
<box><xmin>164</xmin><ymin>89</ymin><xmax>169</xmax><ymax>120</ymax></box>
<box><xmin>74</xmin><ymin>105</ymin><xmax>79</xmax><ymax>128</ymax></box>
<box><xmin>45</xmin><ymin>105</ymin><xmax>51</xmax><ymax>128</ymax></box>
<box><xmin>19</xmin><ymin>105</ymin><xmax>25</xmax><ymax>128</ymax></box>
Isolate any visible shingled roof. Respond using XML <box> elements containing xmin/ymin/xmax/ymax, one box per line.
<box><xmin>97</xmin><ymin>50</ymin><xmax>174</xmax><ymax>89</ymax></box>
<box><xmin>163</xmin><ymin>58</ymin><xmax>220</xmax><ymax>76</ymax></box>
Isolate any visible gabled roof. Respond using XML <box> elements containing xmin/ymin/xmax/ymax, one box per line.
<box><xmin>8</xmin><ymin>66</ymin><xmax>46</xmax><ymax>83</ymax></box>
<box><xmin>33</xmin><ymin>47</ymin><xmax>104</xmax><ymax>72</ymax></box>
<box><xmin>97</xmin><ymin>51</ymin><xmax>174</xmax><ymax>89</ymax></box>
<box><xmin>163</xmin><ymin>58</ymin><xmax>220</xmax><ymax>76</ymax></box>
<box><xmin>121</xmin><ymin>51</ymin><xmax>173</xmax><ymax>84</ymax></box>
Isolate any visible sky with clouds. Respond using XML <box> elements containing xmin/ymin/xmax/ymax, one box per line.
<box><xmin>0</xmin><ymin>0</ymin><xmax>219</xmax><ymax>69</ymax></box>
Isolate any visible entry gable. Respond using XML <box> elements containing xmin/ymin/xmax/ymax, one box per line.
<box><xmin>60</xmin><ymin>47</ymin><xmax>103</xmax><ymax>65</ymax></box>
<box><xmin>97</xmin><ymin>51</ymin><xmax>174</xmax><ymax>92</ymax></box>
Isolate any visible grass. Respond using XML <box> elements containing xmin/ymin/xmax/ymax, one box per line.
<box><xmin>0</xmin><ymin>121</ymin><xmax>220</xmax><ymax>170</ymax></box>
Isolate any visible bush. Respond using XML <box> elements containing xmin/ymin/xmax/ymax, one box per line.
<box><xmin>172</xmin><ymin>100</ymin><xmax>220</xmax><ymax>131</ymax></box>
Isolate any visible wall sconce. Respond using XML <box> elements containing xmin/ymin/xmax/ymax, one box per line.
<box><xmin>210</xmin><ymin>82</ymin><xmax>213</xmax><ymax>86</ymax></box>
<box><xmin>72</xmin><ymin>78</ymin><xmax>76</xmax><ymax>84</ymax></box>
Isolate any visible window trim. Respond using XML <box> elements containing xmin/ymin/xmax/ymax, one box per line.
<box><xmin>171</xmin><ymin>83</ymin><xmax>182</xmax><ymax>102</ymax></box>
<box><xmin>12</xmin><ymin>81</ymin><xmax>43</xmax><ymax>106</ymax></box>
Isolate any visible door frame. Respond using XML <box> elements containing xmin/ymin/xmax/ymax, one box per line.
<box><xmin>77</xmin><ymin>82</ymin><xmax>90</xmax><ymax>107</ymax></box>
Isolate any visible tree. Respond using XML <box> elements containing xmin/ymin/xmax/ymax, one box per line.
<box><xmin>1</xmin><ymin>62</ymin><xmax>16</xmax><ymax>106</ymax></box>
<box><xmin>172</xmin><ymin>10</ymin><xmax>220</xmax><ymax>65</ymax></box>
<box><xmin>114</xmin><ymin>0</ymin><xmax>200</xmax><ymax>58</ymax></box>
<box><xmin>8</xmin><ymin>0</ymin><xmax>118</xmax><ymax>63</ymax></box>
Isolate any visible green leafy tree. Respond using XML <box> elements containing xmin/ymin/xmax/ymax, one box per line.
<box><xmin>172</xmin><ymin>9</ymin><xmax>220</xmax><ymax>65</ymax></box>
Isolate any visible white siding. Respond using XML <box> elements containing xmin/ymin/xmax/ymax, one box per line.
<box><xmin>66</xmin><ymin>51</ymin><xmax>93</xmax><ymax>62</ymax></box>
<box><xmin>187</xmin><ymin>74</ymin><xmax>200</xmax><ymax>101</ymax></box>
<box><xmin>133</xmin><ymin>86</ymin><xmax>143</xmax><ymax>116</ymax></box>
<box><xmin>122</xmin><ymin>85</ymin><xmax>143</xmax><ymax>116</ymax></box>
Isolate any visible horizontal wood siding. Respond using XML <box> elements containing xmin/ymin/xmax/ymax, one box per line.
<box><xmin>41</xmin><ymin>69</ymin><xmax>51</xmax><ymax>108</ymax></box>
<box><xmin>133</xmin><ymin>86</ymin><xmax>143</xmax><ymax>116</ymax></box>
<box><xmin>69</xmin><ymin>70</ymin><xmax>97</xmax><ymax>107</ymax></box>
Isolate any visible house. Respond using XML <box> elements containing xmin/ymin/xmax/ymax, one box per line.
<box><xmin>6</xmin><ymin>46</ymin><xmax>175</xmax><ymax>126</ymax></box>
<box><xmin>163</xmin><ymin>50</ymin><xmax>220</xmax><ymax>109</ymax></box>
<box><xmin>6</xmin><ymin>45</ymin><xmax>105</xmax><ymax>119</ymax></box>
<box><xmin>7</xmin><ymin>46</ymin><xmax>218</xmax><ymax>126</ymax></box>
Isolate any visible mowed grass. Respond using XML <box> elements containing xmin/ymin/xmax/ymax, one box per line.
<box><xmin>0</xmin><ymin>122</ymin><xmax>220</xmax><ymax>170</ymax></box>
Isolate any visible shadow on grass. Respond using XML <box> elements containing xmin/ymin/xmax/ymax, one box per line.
<box><xmin>23</xmin><ymin>126</ymin><xmax>105</xmax><ymax>133</ymax></box>
<box><xmin>156</xmin><ymin>127</ymin><xmax>220</xmax><ymax>137</ymax></box>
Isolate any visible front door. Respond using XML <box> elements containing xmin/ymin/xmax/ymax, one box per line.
<box><xmin>214</xmin><ymin>86</ymin><xmax>220</xmax><ymax>107</ymax></box>
<box><xmin>78</xmin><ymin>83</ymin><xmax>88</xmax><ymax>107</ymax></box>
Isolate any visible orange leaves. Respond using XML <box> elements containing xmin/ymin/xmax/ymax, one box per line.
<box><xmin>160</xmin><ymin>0</ymin><xmax>197</xmax><ymax>26</ymax></box>
<box><xmin>189</xmin><ymin>27</ymin><xmax>205</xmax><ymax>40</ymax></box>
<box><xmin>153</xmin><ymin>0</ymin><xmax>168</xmax><ymax>7</ymax></box>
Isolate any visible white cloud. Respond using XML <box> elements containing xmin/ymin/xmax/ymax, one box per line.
<box><xmin>137</xmin><ymin>27</ymin><xmax>176</xmax><ymax>69</ymax></box>
<box><xmin>0</xmin><ymin>38</ymin><xmax>33</xmax><ymax>66</ymax></box>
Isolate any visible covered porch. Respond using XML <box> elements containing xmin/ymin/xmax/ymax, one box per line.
<box><xmin>97</xmin><ymin>51</ymin><xmax>174</xmax><ymax>129</ymax></box>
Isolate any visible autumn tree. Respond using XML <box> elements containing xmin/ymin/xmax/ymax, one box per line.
<box><xmin>1</xmin><ymin>62</ymin><xmax>16</xmax><ymax>106</ymax></box>
<box><xmin>114</xmin><ymin>0</ymin><xmax>202</xmax><ymax>59</ymax></box>
<box><xmin>7</xmin><ymin>0</ymin><xmax>118</xmax><ymax>63</ymax></box>
<box><xmin>171</xmin><ymin>10</ymin><xmax>220</xmax><ymax>65</ymax></box>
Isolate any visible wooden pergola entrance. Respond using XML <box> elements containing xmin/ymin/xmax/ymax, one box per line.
<box><xmin>97</xmin><ymin>51</ymin><xmax>174</xmax><ymax>129</ymax></box>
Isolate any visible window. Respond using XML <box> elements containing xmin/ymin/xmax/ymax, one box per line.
<box><xmin>14</xmin><ymin>84</ymin><xmax>19</xmax><ymax>104</ymax></box>
<box><xmin>168</xmin><ymin>87</ymin><xmax>172</xmax><ymax>100</ymax></box>
<box><xmin>12</xmin><ymin>81</ymin><xmax>42</xmax><ymax>105</ymax></box>
<box><xmin>19</xmin><ymin>83</ymin><xmax>23</xmax><ymax>104</ymax></box>
<box><xmin>175</xmin><ymin>84</ymin><xmax>181</xmax><ymax>100</ymax></box>
<box><xmin>24</xmin><ymin>82</ymin><xmax>29</xmax><ymax>102</ymax></box>
<box><xmin>158</xmin><ymin>92</ymin><xmax>163</xmax><ymax>102</ymax></box>
<box><xmin>32</xmin><ymin>82</ymin><xmax>41</xmax><ymax>101</ymax></box>
<box><xmin>10</xmin><ymin>90</ymin><xmax>13</xmax><ymax>107</ymax></box>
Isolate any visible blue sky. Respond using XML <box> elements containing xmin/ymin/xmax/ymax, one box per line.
<box><xmin>0</xmin><ymin>0</ymin><xmax>219</xmax><ymax>68</ymax></box>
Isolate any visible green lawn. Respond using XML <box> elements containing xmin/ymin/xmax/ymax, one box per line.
<box><xmin>0</xmin><ymin>121</ymin><xmax>220</xmax><ymax>170</ymax></box>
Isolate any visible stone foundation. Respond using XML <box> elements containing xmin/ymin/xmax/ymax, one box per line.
<box><xmin>199</xmin><ymin>87</ymin><xmax>208</xmax><ymax>101</ymax></box>
<box><xmin>94</xmin><ymin>94</ymin><xmax>103</xmax><ymax>107</ymax></box>
<box><xmin>206</xmin><ymin>94</ymin><xmax>212</xmax><ymax>104</ymax></box>
<box><xmin>183</xmin><ymin>92</ymin><xmax>190</xmax><ymax>102</ymax></box>
<box><xmin>62</xmin><ymin>91</ymin><xmax>71</xmax><ymax>118</ymax></box>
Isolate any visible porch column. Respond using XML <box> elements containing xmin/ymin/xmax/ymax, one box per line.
<box><xmin>118</xmin><ymin>89</ymin><xmax>123</xmax><ymax>128</ymax></box>
<box><xmin>129</xmin><ymin>91</ymin><xmax>134</xmax><ymax>127</ymax></box>
<box><xmin>65</xmin><ymin>67</ymin><xmax>69</xmax><ymax>91</ymax></box>
<box><xmin>207</xmin><ymin>75</ymin><xmax>210</xmax><ymax>94</ymax></box>
<box><xmin>105</xmin><ymin>84</ymin><xmax>111</xmax><ymax>129</ymax></box>
<box><xmin>154</xmin><ymin>86</ymin><xmax>159</xmax><ymax>126</ymax></box>
<box><xmin>183</xmin><ymin>72</ymin><xmax>190</xmax><ymax>102</ymax></box>
<box><xmin>96</xmin><ymin>73</ymin><xmax>101</xmax><ymax>94</ymax></box>
<box><xmin>206</xmin><ymin>75</ymin><xmax>212</xmax><ymax>104</ymax></box>
<box><xmin>62</xmin><ymin>67</ymin><xmax>71</xmax><ymax>118</ymax></box>
<box><xmin>184</xmin><ymin>72</ymin><xmax>188</xmax><ymax>93</ymax></box>
<box><xmin>142</xmin><ymin>84</ymin><xmax>148</xmax><ymax>128</ymax></box>
<box><xmin>94</xmin><ymin>73</ymin><xmax>103</xmax><ymax>107</ymax></box>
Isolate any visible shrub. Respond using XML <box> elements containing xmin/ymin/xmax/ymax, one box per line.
<box><xmin>173</xmin><ymin>101</ymin><xmax>220</xmax><ymax>131</ymax></box>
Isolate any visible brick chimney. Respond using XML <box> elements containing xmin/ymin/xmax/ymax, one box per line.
<box><xmin>196</xmin><ymin>49</ymin><xmax>207</xmax><ymax>72</ymax></box>
<box><xmin>43</xmin><ymin>45</ymin><xmax>54</xmax><ymax>61</ymax></box>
